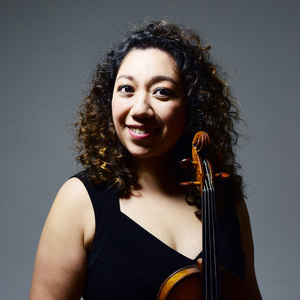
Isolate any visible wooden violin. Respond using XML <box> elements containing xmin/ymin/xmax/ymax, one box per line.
<box><xmin>157</xmin><ymin>131</ymin><xmax>250</xmax><ymax>300</ymax></box>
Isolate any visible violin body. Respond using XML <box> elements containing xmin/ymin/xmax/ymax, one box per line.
<box><xmin>157</xmin><ymin>265</ymin><xmax>202</xmax><ymax>300</ymax></box>
<box><xmin>157</xmin><ymin>263</ymin><xmax>251</xmax><ymax>300</ymax></box>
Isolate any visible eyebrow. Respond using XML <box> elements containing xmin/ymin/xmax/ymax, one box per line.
<box><xmin>116</xmin><ymin>75</ymin><xmax>177</xmax><ymax>86</ymax></box>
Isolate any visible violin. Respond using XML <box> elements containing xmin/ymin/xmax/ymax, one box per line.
<box><xmin>157</xmin><ymin>131</ymin><xmax>250</xmax><ymax>300</ymax></box>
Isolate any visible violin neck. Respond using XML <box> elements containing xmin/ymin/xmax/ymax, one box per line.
<box><xmin>202</xmin><ymin>160</ymin><xmax>221</xmax><ymax>300</ymax></box>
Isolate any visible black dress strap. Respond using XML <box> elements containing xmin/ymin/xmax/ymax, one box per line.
<box><xmin>72</xmin><ymin>171</ymin><xmax>119</xmax><ymax>269</ymax></box>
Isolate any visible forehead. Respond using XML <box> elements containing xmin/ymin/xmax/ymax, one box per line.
<box><xmin>117</xmin><ymin>48</ymin><xmax>180</xmax><ymax>78</ymax></box>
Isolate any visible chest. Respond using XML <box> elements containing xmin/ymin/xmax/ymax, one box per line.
<box><xmin>82</xmin><ymin>185</ymin><xmax>245</xmax><ymax>300</ymax></box>
<box><xmin>84</xmin><ymin>205</ymin><xmax>202</xmax><ymax>300</ymax></box>
<box><xmin>119</xmin><ymin>196</ymin><xmax>203</xmax><ymax>260</ymax></box>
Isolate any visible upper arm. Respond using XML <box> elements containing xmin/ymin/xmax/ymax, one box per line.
<box><xmin>235</xmin><ymin>198</ymin><xmax>263</xmax><ymax>300</ymax></box>
<box><xmin>29</xmin><ymin>178</ymin><xmax>95</xmax><ymax>300</ymax></box>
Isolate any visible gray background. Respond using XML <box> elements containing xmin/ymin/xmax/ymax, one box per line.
<box><xmin>1</xmin><ymin>0</ymin><xmax>299</xmax><ymax>299</ymax></box>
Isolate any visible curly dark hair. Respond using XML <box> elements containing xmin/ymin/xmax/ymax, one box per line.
<box><xmin>76</xmin><ymin>20</ymin><xmax>243</xmax><ymax>202</ymax></box>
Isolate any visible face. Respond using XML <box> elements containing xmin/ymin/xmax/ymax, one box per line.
<box><xmin>111</xmin><ymin>48</ymin><xmax>186</xmax><ymax>160</ymax></box>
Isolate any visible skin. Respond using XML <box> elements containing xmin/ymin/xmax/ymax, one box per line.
<box><xmin>29</xmin><ymin>48</ymin><xmax>262</xmax><ymax>300</ymax></box>
<box><xmin>29</xmin><ymin>178</ymin><xmax>93</xmax><ymax>300</ymax></box>
<box><xmin>111</xmin><ymin>48</ymin><xmax>186</xmax><ymax>160</ymax></box>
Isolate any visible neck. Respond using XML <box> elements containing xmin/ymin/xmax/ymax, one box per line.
<box><xmin>132</xmin><ymin>154</ymin><xmax>184</xmax><ymax>196</ymax></box>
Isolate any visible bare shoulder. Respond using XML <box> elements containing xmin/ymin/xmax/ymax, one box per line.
<box><xmin>235</xmin><ymin>198</ymin><xmax>263</xmax><ymax>300</ymax></box>
<box><xmin>46</xmin><ymin>177</ymin><xmax>95</xmax><ymax>248</ymax></box>
<box><xmin>29</xmin><ymin>178</ymin><xmax>95</xmax><ymax>300</ymax></box>
<box><xmin>53</xmin><ymin>177</ymin><xmax>90</xmax><ymax>209</ymax></box>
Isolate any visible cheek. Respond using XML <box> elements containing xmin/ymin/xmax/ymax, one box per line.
<box><xmin>111</xmin><ymin>101</ymin><xmax>123</xmax><ymax>143</ymax></box>
<box><xmin>165</xmin><ymin>104</ymin><xmax>186</xmax><ymax>131</ymax></box>
<box><xmin>111</xmin><ymin>98</ymin><xmax>123</xmax><ymax>128</ymax></box>
<box><xmin>111</xmin><ymin>99</ymin><xmax>118</xmax><ymax>126</ymax></box>
<box><xmin>111</xmin><ymin>98</ymin><xmax>131</xmax><ymax>145</ymax></box>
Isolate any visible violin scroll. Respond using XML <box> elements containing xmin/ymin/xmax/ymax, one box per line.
<box><xmin>179</xmin><ymin>131</ymin><xmax>229</xmax><ymax>192</ymax></box>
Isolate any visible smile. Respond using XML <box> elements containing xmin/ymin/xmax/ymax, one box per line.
<box><xmin>130</xmin><ymin>127</ymin><xmax>151</xmax><ymax>134</ymax></box>
<box><xmin>127</xmin><ymin>126</ymin><xmax>157</xmax><ymax>139</ymax></box>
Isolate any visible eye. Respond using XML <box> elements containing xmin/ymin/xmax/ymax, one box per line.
<box><xmin>153</xmin><ymin>88</ymin><xmax>174</xmax><ymax>99</ymax></box>
<box><xmin>117</xmin><ymin>85</ymin><xmax>134</xmax><ymax>94</ymax></box>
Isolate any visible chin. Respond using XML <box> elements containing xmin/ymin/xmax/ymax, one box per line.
<box><xmin>130</xmin><ymin>149</ymin><xmax>172</xmax><ymax>161</ymax></box>
<box><xmin>130</xmin><ymin>152</ymin><xmax>155</xmax><ymax>159</ymax></box>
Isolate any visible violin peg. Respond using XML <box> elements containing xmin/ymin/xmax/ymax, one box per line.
<box><xmin>215</xmin><ymin>172</ymin><xmax>230</xmax><ymax>179</ymax></box>
<box><xmin>193</xmin><ymin>181</ymin><xmax>202</xmax><ymax>185</ymax></box>
<box><xmin>180</xmin><ymin>181</ymin><xmax>202</xmax><ymax>186</ymax></box>
<box><xmin>179</xmin><ymin>158</ymin><xmax>193</xmax><ymax>168</ymax></box>
<box><xmin>180</xmin><ymin>181</ymin><xmax>193</xmax><ymax>186</ymax></box>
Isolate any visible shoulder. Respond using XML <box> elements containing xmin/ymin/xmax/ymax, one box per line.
<box><xmin>70</xmin><ymin>170</ymin><xmax>114</xmax><ymax>198</ymax></box>
<box><xmin>29</xmin><ymin>176</ymin><xmax>96</xmax><ymax>299</ymax></box>
<box><xmin>52</xmin><ymin>177</ymin><xmax>91</xmax><ymax>219</ymax></box>
<box><xmin>57</xmin><ymin>176</ymin><xmax>89</xmax><ymax>201</ymax></box>
<box><xmin>47</xmin><ymin>175</ymin><xmax>95</xmax><ymax>250</ymax></box>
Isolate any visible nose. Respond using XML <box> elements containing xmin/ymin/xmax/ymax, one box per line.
<box><xmin>130</xmin><ymin>92</ymin><xmax>154</xmax><ymax>118</ymax></box>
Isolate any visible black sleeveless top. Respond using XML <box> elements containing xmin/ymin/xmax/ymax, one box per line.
<box><xmin>73</xmin><ymin>171</ymin><xmax>245</xmax><ymax>300</ymax></box>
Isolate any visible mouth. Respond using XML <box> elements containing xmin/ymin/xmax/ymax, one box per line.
<box><xmin>127</xmin><ymin>125</ymin><xmax>158</xmax><ymax>139</ymax></box>
<box><xmin>129</xmin><ymin>127</ymin><xmax>152</xmax><ymax>134</ymax></box>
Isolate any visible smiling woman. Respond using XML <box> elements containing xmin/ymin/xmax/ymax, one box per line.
<box><xmin>29</xmin><ymin>20</ymin><xmax>262</xmax><ymax>300</ymax></box>
<box><xmin>112</xmin><ymin>48</ymin><xmax>186</xmax><ymax>159</ymax></box>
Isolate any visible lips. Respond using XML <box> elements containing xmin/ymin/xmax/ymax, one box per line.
<box><xmin>127</xmin><ymin>125</ymin><xmax>158</xmax><ymax>139</ymax></box>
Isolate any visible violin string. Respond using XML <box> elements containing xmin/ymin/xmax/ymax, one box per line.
<box><xmin>195</xmin><ymin>133</ymin><xmax>221</xmax><ymax>300</ymax></box>
<box><xmin>204</xmin><ymin>159</ymin><xmax>221</xmax><ymax>300</ymax></box>
<box><xmin>204</xmin><ymin>160</ymin><xmax>213</xmax><ymax>299</ymax></box>
<box><xmin>207</xmin><ymin>162</ymin><xmax>214</xmax><ymax>299</ymax></box>
<box><xmin>208</xmin><ymin>174</ymin><xmax>214</xmax><ymax>299</ymax></box>
<box><xmin>206</xmin><ymin>169</ymin><xmax>212</xmax><ymax>299</ymax></box>
<box><xmin>207</xmin><ymin>160</ymin><xmax>214</xmax><ymax>298</ymax></box>
<box><xmin>203</xmin><ymin>175</ymin><xmax>208</xmax><ymax>300</ymax></box>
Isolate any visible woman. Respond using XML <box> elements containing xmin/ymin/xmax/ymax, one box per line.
<box><xmin>29</xmin><ymin>20</ymin><xmax>262</xmax><ymax>299</ymax></box>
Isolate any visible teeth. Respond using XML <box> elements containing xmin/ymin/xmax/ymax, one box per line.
<box><xmin>131</xmin><ymin>127</ymin><xmax>147</xmax><ymax>134</ymax></box>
